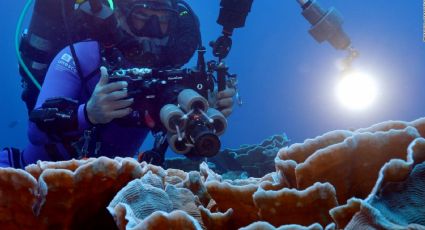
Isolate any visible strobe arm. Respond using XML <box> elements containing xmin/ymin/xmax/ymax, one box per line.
<box><xmin>211</xmin><ymin>0</ymin><xmax>254</xmax><ymax>60</ymax></box>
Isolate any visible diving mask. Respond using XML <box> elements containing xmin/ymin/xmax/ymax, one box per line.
<box><xmin>118</xmin><ymin>0</ymin><xmax>178</xmax><ymax>38</ymax></box>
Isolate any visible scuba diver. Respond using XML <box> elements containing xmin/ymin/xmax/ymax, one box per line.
<box><xmin>0</xmin><ymin>0</ymin><xmax>236</xmax><ymax>168</ymax></box>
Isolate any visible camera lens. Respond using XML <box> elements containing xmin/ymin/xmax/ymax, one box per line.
<box><xmin>174</xmin><ymin>138</ymin><xmax>188</xmax><ymax>152</ymax></box>
<box><xmin>178</xmin><ymin>89</ymin><xmax>209</xmax><ymax>113</ymax></box>
<box><xmin>191</xmin><ymin>125</ymin><xmax>220</xmax><ymax>157</ymax></box>
<box><xmin>160</xmin><ymin>104</ymin><xmax>186</xmax><ymax>133</ymax></box>
<box><xmin>206</xmin><ymin>108</ymin><xmax>227</xmax><ymax>136</ymax></box>
<box><xmin>195</xmin><ymin>133</ymin><xmax>220</xmax><ymax>157</ymax></box>
<box><xmin>167</xmin><ymin>133</ymin><xmax>190</xmax><ymax>155</ymax></box>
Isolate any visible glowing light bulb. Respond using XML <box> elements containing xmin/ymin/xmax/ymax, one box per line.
<box><xmin>336</xmin><ymin>71</ymin><xmax>378</xmax><ymax>111</ymax></box>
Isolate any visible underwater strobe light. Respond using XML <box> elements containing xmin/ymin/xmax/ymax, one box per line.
<box><xmin>296</xmin><ymin>0</ymin><xmax>379</xmax><ymax>112</ymax></box>
<box><xmin>160</xmin><ymin>89</ymin><xmax>227</xmax><ymax>157</ymax></box>
<box><xmin>336</xmin><ymin>71</ymin><xmax>379</xmax><ymax>111</ymax></box>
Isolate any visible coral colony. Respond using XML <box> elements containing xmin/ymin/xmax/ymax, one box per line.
<box><xmin>0</xmin><ymin>118</ymin><xmax>424</xmax><ymax>229</ymax></box>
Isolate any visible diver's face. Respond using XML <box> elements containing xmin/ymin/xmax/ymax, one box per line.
<box><xmin>117</xmin><ymin>0</ymin><xmax>175</xmax><ymax>38</ymax></box>
<box><xmin>130</xmin><ymin>2</ymin><xmax>172</xmax><ymax>35</ymax></box>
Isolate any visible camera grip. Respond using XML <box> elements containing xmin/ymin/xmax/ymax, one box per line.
<box><xmin>217</xmin><ymin>62</ymin><xmax>228</xmax><ymax>92</ymax></box>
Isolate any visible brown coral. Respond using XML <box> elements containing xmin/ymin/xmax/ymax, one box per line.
<box><xmin>165</xmin><ymin>168</ymin><xmax>187</xmax><ymax>185</ymax></box>
<box><xmin>277</xmin><ymin>130</ymin><xmax>353</xmax><ymax>164</ymax></box>
<box><xmin>356</xmin><ymin>117</ymin><xmax>425</xmax><ymax>135</ymax></box>
<box><xmin>25</xmin><ymin>158</ymin><xmax>97</xmax><ymax>179</ymax></box>
<box><xmin>296</xmin><ymin>127</ymin><xmax>420</xmax><ymax>204</ymax></box>
<box><xmin>1</xmin><ymin>118</ymin><xmax>425</xmax><ymax>230</ymax></box>
<box><xmin>412</xmin><ymin>118</ymin><xmax>425</xmax><ymax>137</ymax></box>
<box><xmin>239</xmin><ymin>222</ymin><xmax>323</xmax><ymax>230</ymax></box>
<box><xmin>199</xmin><ymin>205</ymin><xmax>233</xmax><ymax>230</ymax></box>
<box><xmin>108</xmin><ymin>170</ymin><xmax>205</xmax><ymax>229</ymax></box>
<box><xmin>0</xmin><ymin>157</ymin><xmax>144</xmax><ymax>229</ymax></box>
<box><xmin>130</xmin><ymin>210</ymin><xmax>202</xmax><ymax>230</ymax></box>
<box><xmin>205</xmin><ymin>180</ymin><xmax>260</xmax><ymax>229</ymax></box>
<box><xmin>253</xmin><ymin>182</ymin><xmax>338</xmax><ymax>226</ymax></box>
<box><xmin>0</xmin><ymin>168</ymin><xmax>39</xmax><ymax>229</ymax></box>
<box><xmin>333</xmin><ymin>137</ymin><xmax>425</xmax><ymax>229</ymax></box>
<box><xmin>180</xmin><ymin>171</ymin><xmax>212</xmax><ymax>207</ymax></box>
<box><xmin>37</xmin><ymin>157</ymin><xmax>144</xmax><ymax>228</ymax></box>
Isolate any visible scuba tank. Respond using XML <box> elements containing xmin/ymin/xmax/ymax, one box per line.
<box><xmin>17</xmin><ymin>0</ymin><xmax>117</xmax><ymax>113</ymax></box>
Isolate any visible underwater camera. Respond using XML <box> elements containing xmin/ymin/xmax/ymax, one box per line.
<box><xmin>108</xmin><ymin>51</ymin><xmax>231</xmax><ymax>157</ymax></box>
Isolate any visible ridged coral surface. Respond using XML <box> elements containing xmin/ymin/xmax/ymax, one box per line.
<box><xmin>0</xmin><ymin>118</ymin><xmax>424</xmax><ymax>229</ymax></box>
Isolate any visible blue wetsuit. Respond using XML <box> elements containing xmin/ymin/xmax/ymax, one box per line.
<box><xmin>1</xmin><ymin>41</ymin><xmax>149</xmax><ymax>167</ymax></box>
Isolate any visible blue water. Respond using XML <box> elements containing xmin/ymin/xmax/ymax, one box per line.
<box><xmin>1</xmin><ymin>0</ymin><xmax>424</xmax><ymax>158</ymax></box>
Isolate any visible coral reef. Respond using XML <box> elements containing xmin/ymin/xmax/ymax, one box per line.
<box><xmin>1</xmin><ymin>157</ymin><xmax>144</xmax><ymax>229</ymax></box>
<box><xmin>331</xmin><ymin>137</ymin><xmax>425</xmax><ymax>229</ymax></box>
<box><xmin>0</xmin><ymin>118</ymin><xmax>425</xmax><ymax>229</ymax></box>
<box><xmin>107</xmin><ymin>171</ymin><xmax>204</xmax><ymax>229</ymax></box>
<box><xmin>164</xmin><ymin>134</ymin><xmax>289</xmax><ymax>178</ymax></box>
<box><xmin>239</xmin><ymin>222</ymin><xmax>323</xmax><ymax>230</ymax></box>
<box><xmin>253</xmin><ymin>182</ymin><xmax>338</xmax><ymax>227</ymax></box>
<box><xmin>0</xmin><ymin>168</ymin><xmax>38</xmax><ymax>229</ymax></box>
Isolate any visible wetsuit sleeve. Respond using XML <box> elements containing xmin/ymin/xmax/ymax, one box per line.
<box><xmin>28</xmin><ymin>41</ymin><xmax>101</xmax><ymax>146</ymax></box>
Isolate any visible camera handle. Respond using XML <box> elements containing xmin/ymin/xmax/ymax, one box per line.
<box><xmin>210</xmin><ymin>34</ymin><xmax>232</xmax><ymax>62</ymax></box>
<box><xmin>216</xmin><ymin>62</ymin><xmax>228</xmax><ymax>92</ymax></box>
<box><xmin>207</xmin><ymin>60</ymin><xmax>242</xmax><ymax>106</ymax></box>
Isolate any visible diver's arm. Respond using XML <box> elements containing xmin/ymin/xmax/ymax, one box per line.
<box><xmin>28</xmin><ymin>41</ymin><xmax>100</xmax><ymax>145</ymax></box>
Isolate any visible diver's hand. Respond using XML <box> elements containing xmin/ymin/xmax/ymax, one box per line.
<box><xmin>216</xmin><ymin>88</ymin><xmax>236</xmax><ymax>117</ymax></box>
<box><xmin>86</xmin><ymin>67</ymin><xmax>134</xmax><ymax>124</ymax></box>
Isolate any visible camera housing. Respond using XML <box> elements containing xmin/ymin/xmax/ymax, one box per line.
<box><xmin>109</xmin><ymin>67</ymin><xmax>214</xmax><ymax>126</ymax></box>
<box><xmin>108</xmin><ymin>65</ymin><xmax>227</xmax><ymax>157</ymax></box>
